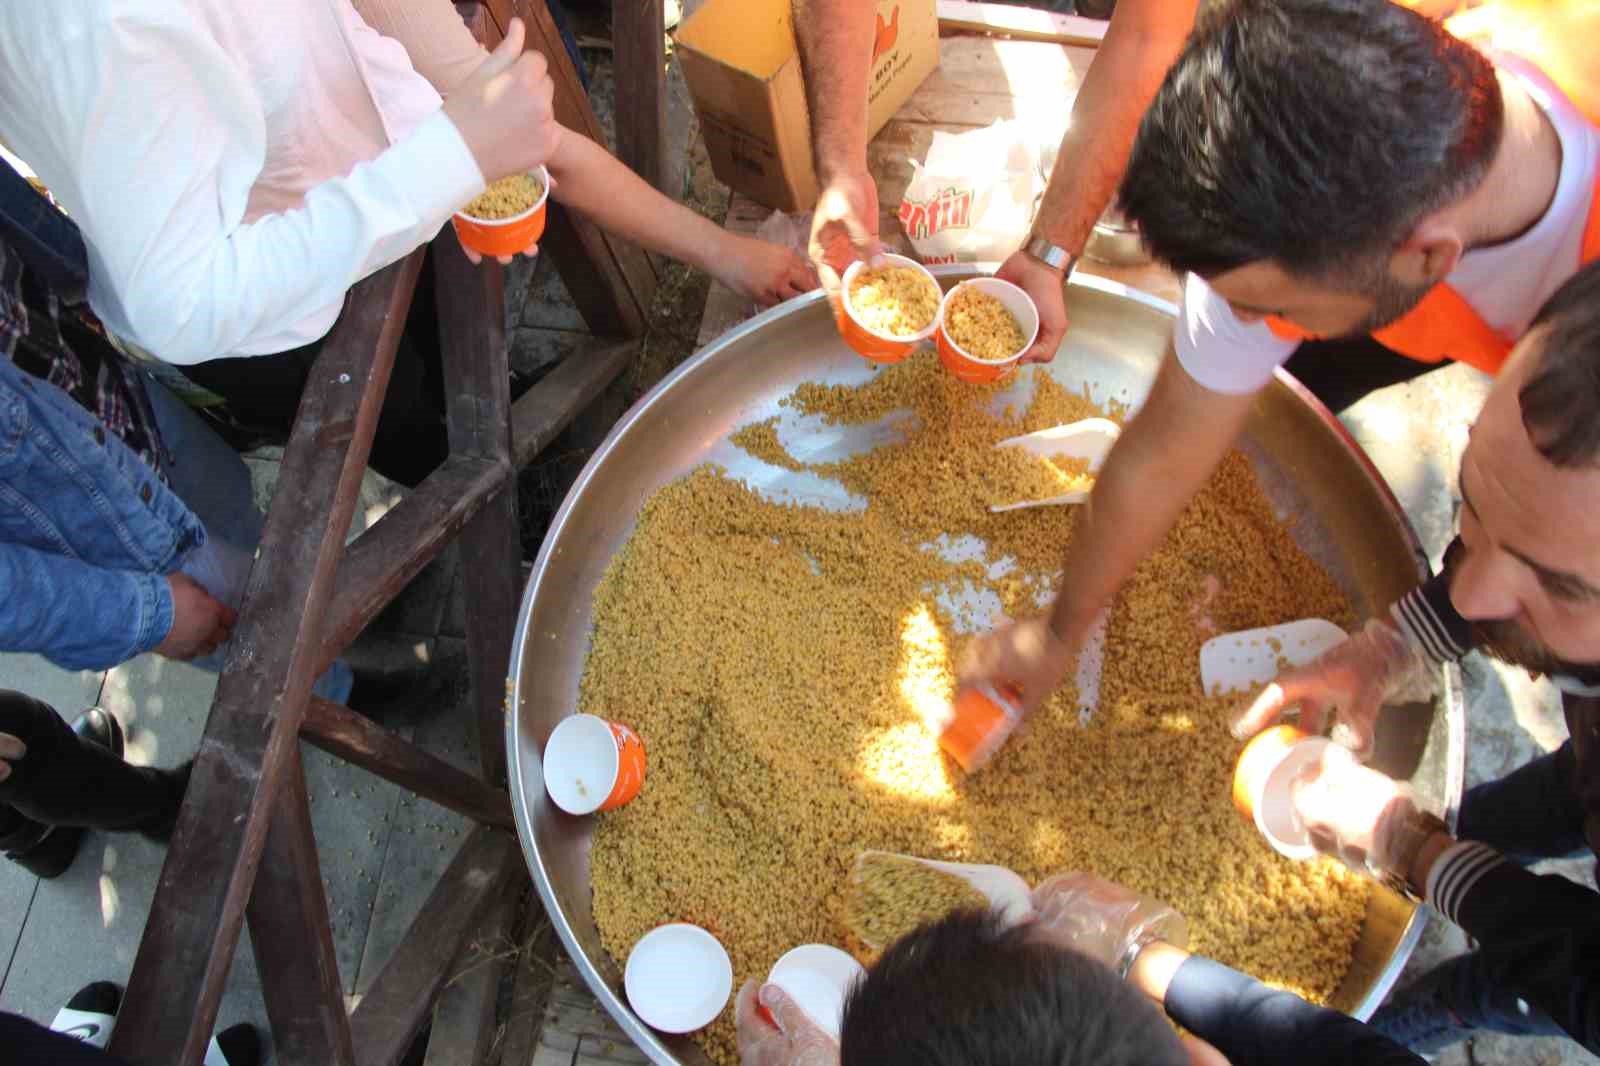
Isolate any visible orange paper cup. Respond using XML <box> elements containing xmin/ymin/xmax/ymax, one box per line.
<box><xmin>452</xmin><ymin>165</ymin><xmax>550</xmax><ymax>260</ymax></box>
<box><xmin>834</xmin><ymin>255</ymin><xmax>941</xmax><ymax>364</ymax></box>
<box><xmin>1232</xmin><ymin>724</ymin><xmax>1332</xmax><ymax>860</ymax></box>
<box><xmin>935</xmin><ymin>277</ymin><xmax>1039</xmax><ymax>383</ymax></box>
<box><xmin>543</xmin><ymin>712</ymin><xmax>646</xmax><ymax>815</ymax></box>
<box><xmin>938</xmin><ymin>682</ymin><xmax>1024</xmax><ymax>773</ymax></box>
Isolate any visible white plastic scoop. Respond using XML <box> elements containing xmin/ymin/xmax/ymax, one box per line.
<box><xmin>847</xmin><ymin>850</ymin><xmax>1034</xmax><ymax>950</ymax></box>
<box><xmin>1199</xmin><ymin>618</ymin><xmax>1348</xmax><ymax>697</ymax></box>
<box><xmin>989</xmin><ymin>417</ymin><xmax>1121</xmax><ymax>513</ymax></box>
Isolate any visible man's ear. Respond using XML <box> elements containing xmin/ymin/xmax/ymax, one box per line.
<box><xmin>1181</xmin><ymin>1034</ymin><xmax>1233</xmax><ymax>1066</ymax></box>
<box><xmin>1390</xmin><ymin>221</ymin><xmax>1464</xmax><ymax>288</ymax></box>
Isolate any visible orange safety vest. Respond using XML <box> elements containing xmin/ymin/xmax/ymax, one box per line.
<box><xmin>1266</xmin><ymin>9</ymin><xmax>1600</xmax><ymax>375</ymax></box>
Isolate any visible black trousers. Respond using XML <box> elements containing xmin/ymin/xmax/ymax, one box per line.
<box><xmin>0</xmin><ymin>1012</ymin><xmax>130</xmax><ymax>1065</ymax></box>
<box><xmin>179</xmin><ymin>255</ymin><xmax>449</xmax><ymax>488</ymax></box>
<box><xmin>0</xmin><ymin>691</ymin><xmax>171</xmax><ymax>848</ymax></box>
<box><xmin>1283</xmin><ymin>335</ymin><xmax>1443</xmax><ymax>414</ymax></box>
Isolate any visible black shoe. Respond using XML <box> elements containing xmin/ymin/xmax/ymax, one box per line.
<box><xmin>72</xmin><ymin>707</ymin><xmax>124</xmax><ymax>759</ymax></box>
<box><xmin>51</xmin><ymin>981</ymin><xmax>121</xmax><ymax>1046</ymax></box>
<box><xmin>135</xmin><ymin>759</ymin><xmax>193</xmax><ymax>842</ymax></box>
<box><xmin>216</xmin><ymin>1023</ymin><xmax>262</xmax><ymax>1066</ymax></box>
<box><xmin>3</xmin><ymin>819</ymin><xmax>84</xmax><ymax>878</ymax></box>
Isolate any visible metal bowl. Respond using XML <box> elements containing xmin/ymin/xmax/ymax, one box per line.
<box><xmin>1084</xmin><ymin>207</ymin><xmax>1153</xmax><ymax>267</ymax></box>
<box><xmin>506</xmin><ymin>270</ymin><xmax>1465</xmax><ymax>1065</ymax></box>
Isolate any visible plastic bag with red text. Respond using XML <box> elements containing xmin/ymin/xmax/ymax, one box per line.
<box><xmin>897</xmin><ymin>120</ymin><xmax>1045</xmax><ymax>265</ymax></box>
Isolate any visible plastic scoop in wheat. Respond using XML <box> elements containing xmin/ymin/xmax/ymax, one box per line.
<box><xmin>989</xmin><ymin>417</ymin><xmax>1121</xmax><ymax>513</ymax></box>
<box><xmin>1199</xmin><ymin>618</ymin><xmax>1349</xmax><ymax>697</ymax></box>
<box><xmin>845</xmin><ymin>850</ymin><xmax>1033</xmax><ymax>951</ymax></box>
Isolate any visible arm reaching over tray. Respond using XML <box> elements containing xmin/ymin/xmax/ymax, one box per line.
<box><xmin>959</xmin><ymin>351</ymin><xmax>1257</xmax><ymax>714</ymax></box>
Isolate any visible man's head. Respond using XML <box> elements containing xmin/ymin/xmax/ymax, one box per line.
<box><xmin>1448</xmin><ymin>261</ymin><xmax>1600</xmax><ymax>684</ymax></box>
<box><xmin>839</xmin><ymin>909</ymin><xmax>1188</xmax><ymax>1066</ymax></box>
<box><xmin>1118</xmin><ymin>0</ymin><xmax>1503</xmax><ymax>338</ymax></box>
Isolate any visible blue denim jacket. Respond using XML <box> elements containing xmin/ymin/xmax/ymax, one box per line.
<box><xmin>0</xmin><ymin>357</ymin><xmax>202</xmax><ymax>668</ymax></box>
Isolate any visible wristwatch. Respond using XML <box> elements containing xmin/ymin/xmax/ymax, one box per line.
<box><xmin>1023</xmin><ymin>234</ymin><xmax>1078</xmax><ymax>277</ymax></box>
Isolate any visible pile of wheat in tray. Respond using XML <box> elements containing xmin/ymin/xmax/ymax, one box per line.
<box><xmin>579</xmin><ymin>353</ymin><xmax>1367</xmax><ymax>1064</ymax></box>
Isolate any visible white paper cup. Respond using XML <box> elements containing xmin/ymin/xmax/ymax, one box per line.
<box><xmin>765</xmin><ymin>944</ymin><xmax>866</xmax><ymax>1042</ymax></box>
<box><xmin>543</xmin><ymin>713</ymin><xmax>646</xmax><ymax>815</ymax></box>
<box><xmin>624</xmin><ymin>923</ymin><xmax>733</xmax><ymax>1033</ymax></box>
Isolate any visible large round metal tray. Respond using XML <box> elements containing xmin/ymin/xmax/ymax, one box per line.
<box><xmin>506</xmin><ymin>270</ymin><xmax>1465</xmax><ymax>1065</ymax></box>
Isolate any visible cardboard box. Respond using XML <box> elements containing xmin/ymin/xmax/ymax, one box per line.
<box><xmin>675</xmin><ymin>0</ymin><xmax>938</xmax><ymax>212</ymax></box>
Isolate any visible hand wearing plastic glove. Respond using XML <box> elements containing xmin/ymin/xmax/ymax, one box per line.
<box><xmin>735</xmin><ymin>980</ymin><xmax>840</xmax><ymax>1066</ymax></box>
<box><xmin>994</xmin><ymin>250</ymin><xmax>1068</xmax><ymax>364</ymax></box>
<box><xmin>807</xmin><ymin>171</ymin><xmax>885</xmax><ymax>298</ymax></box>
<box><xmin>1288</xmin><ymin>747</ymin><xmax>1445</xmax><ymax>887</ymax></box>
<box><xmin>1230</xmin><ymin>618</ymin><xmax>1436</xmax><ymax>760</ymax></box>
<box><xmin>1029</xmin><ymin>872</ymin><xmax>1189</xmax><ymax>978</ymax></box>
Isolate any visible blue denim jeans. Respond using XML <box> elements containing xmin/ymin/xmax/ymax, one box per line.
<box><xmin>143</xmin><ymin>375</ymin><xmax>351</xmax><ymax>704</ymax></box>
<box><xmin>1370</xmin><ymin>743</ymin><xmax>1580</xmax><ymax>1053</ymax></box>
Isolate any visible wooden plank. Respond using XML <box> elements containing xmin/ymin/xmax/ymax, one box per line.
<box><xmin>483</xmin><ymin>0</ymin><xmax>657</xmax><ymax>336</ymax></box>
<box><xmin>456</xmin><ymin>1</ymin><xmax>504</xmax><ymax>48</ymax></box>
<box><xmin>434</xmin><ymin>234</ymin><xmax>520</xmax><ymax>788</ymax></box>
<box><xmin>349</xmin><ymin>827</ymin><xmax>522</xmax><ymax>1066</ymax></box>
<box><xmin>937</xmin><ymin>0</ymin><xmax>1107</xmax><ymax>46</ymax></box>
<box><xmin>246</xmin><ymin>747</ymin><xmax>356</xmax><ymax>1066</ymax></box>
<box><xmin>919</xmin><ymin>35</ymin><xmax>1090</xmax><ymax>95</ymax></box>
<box><xmin>529</xmin><ymin>953</ymin><xmax>649</xmax><ymax>1066</ymax></box>
<box><xmin>612</xmin><ymin>0</ymin><xmax>668</xmax><ymax>195</ymax></box>
<box><xmin>300</xmin><ymin>697</ymin><xmax>514</xmax><ymax>829</ymax></box>
<box><xmin>509</xmin><ymin>337</ymin><xmax>637</xmax><ymax>469</ymax></box>
<box><xmin>320</xmin><ymin>455</ymin><xmax>507</xmax><ymax>673</ymax></box>
<box><xmin>495</xmin><ymin>904</ymin><xmax>553</xmax><ymax>1066</ymax></box>
<box><xmin>110</xmin><ymin>251</ymin><xmax>424</xmax><ymax>1066</ymax></box>
<box><xmin>422</xmin><ymin>891</ymin><xmax>520</xmax><ymax>1066</ymax></box>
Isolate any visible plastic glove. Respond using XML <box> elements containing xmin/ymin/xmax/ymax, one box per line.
<box><xmin>1288</xmin><ymin>746</ymin><xmax>1432</xmax><ymax>881</ymax></box>
<box><xmin>1230</xmin><ymin>618</ymin><xmax>1435</xmax><ymax>759</ymax></box>
<box><xmin>735</xmin><ymin>980</ymin><xmax>841</xmax><ymax>1066</ymax></box>
<box><xmin>1029</xmin><ymin>872</ymin><xmax>1189</xmax><ymax>977</ymax></box>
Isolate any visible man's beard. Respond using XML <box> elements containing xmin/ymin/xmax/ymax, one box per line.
<box><xmin>1442</xmin><ymin>541</ymin><xmax>1600</xmax><ymax>685</ymax></box>
<box><xmin>1339</xmin><ymin>270</ymin><xmax>1434</xmax><ymax>339</ymax></box>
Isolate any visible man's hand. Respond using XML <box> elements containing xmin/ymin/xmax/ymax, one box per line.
<box><xmin>711</xmin><ymin>235</ymin><xmax>819</xmax><ymax>308</ymax></box>
<box><xmin>735</xmin><ymin>981</ymin><xmax>840</xmax><ymax>1066</ymax></box>
<box><xmin>995</xmin><ymin>250</ymin><xmax>1069</xmax><ymax>364</ymax></box>
<box><xmin>0</xmin><ymin>732</ymin><xmax>24</xmax><ymax>783</ymax></box>
<box><xmin>443</xmin><ymin>19</ymin><xmax>562</xmax><ymax>204</ymax></box>
<box><xmin>1289</xmin><ymin>748</ymin><xmax>1415</xmax><ymax>874</ymax></box>
<box><xmin>808</xmin><ymin>171</ymin><xmax>883</xmax><ymax>297</ymax></box>
<box><xmin>154</xmin><ymin>574</ymin><xmax>238</xmax><ymax>661</ymax></box>
<box><xmin>1230</xmin><ymin>618</ymin><xmax>1436</xmax><ymax>759</ymax></box>
<box><xmin>957</xmin><ymin>616</ymin><xmax>1076</xmax><ymax>716</ymax></box>
<box><xmin>1030</xmin><ymin>871</ymin><xmax>1188</xmax><ymax>972</ymax></box>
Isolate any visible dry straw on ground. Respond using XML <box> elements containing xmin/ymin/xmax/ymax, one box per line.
<box><xmin>583</xmin><ymin>354</ymin><xmax>1365</xmax><ymax>1064</ymax></box>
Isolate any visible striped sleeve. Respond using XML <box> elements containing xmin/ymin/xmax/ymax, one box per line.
<box><xmin>1390</xmin><ymin>561</ymin><xmax>1474</xmax><ymax>666</ymax></box>
<box><xmin>1423</xmin><ymin>841</ymin><xmax>1505</xmax><ymax>925</ymax></box>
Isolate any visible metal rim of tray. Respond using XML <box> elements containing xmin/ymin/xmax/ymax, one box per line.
<box><xmin>505</xmin><ymin>271</ymin><xmax>1466</xmax><ymax>1062</ymax></box>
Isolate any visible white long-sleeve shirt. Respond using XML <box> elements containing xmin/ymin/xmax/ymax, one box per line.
<box><xmin>0</xmin><ymin>0</ymin><xmax>485</xmax><ymax>364</ymax></box>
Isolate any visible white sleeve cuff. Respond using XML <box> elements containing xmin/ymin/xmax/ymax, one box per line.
<box><xmin>1173</xmin><ymin>273</ymin><xmax>1296</xmax><ymax>396</ymax></box>
<box><xmin>368</xmin><ymin>110</ymin><xmax>486</xmax><ymax>228</ymax></box>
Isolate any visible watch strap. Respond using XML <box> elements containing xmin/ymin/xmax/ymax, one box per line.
<box><xmin>1024</xmin><ymin>234</ymin><xmax>1077</xmax><ymax>275</ymax></box>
